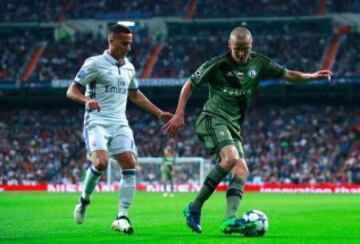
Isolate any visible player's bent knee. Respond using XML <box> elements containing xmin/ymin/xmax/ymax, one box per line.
<box><xmin>90</xmin><ymin>151</ymin><xmax>109</xmax><ymax>171</ymax></box>
<box><xmin>119</xmin><ymin>157</ymin><xmax>137</xmax><ymax>170</ymax></box>
<box><xmin>92</xmin><ymin>158</ymin><xmax>108</xmax><ymax>171</ymax></box>
<box><xmin>121</xmin><ymin>160</ymin><xmax>136</xmax><ymax>170</ymax></box>
<box><xmin>232</xmin><ymin>159</ymin><xmax>249</xmax><ymax>179</ymax></box>
<box><xmin>238</xmin><ymin>167</ymin><xmax>249</xmax><ymax>179</ymax></box>
<box><xmin>221</xmin><ymin>157</ymin><xmax>239</xmax><ymax>170</ymax></box>
<box><xmin>114</xmin><ymin>152</ymin><xmax>137</xmax><ymax>170</ymax></box>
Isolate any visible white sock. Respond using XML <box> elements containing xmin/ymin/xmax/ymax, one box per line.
<box><xmin>81</xmin><ymin>165</ymin><xmax>103</xmax><ymax>201</ymax></box>
<box><xmin>118</xmin><ymin>169</ymin><xmax>136</xmax><ymax>217</ymax></box>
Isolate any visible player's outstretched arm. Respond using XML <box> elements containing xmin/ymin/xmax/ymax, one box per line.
<box><xmin>283</xmin><ymin>69</ymin><xmax>333</xmax><ymax>84</ymax></box>
<box><xmin>66</xmin><ymin>82</ymin><xmax>101</xmax><ymax>111</ymax></box>
<box><xmin>128</xmin><ymin>89</ymin><xmax>173</xmax><ymax>122</ymax></box>
<box><xmin>163</xmin><ymin>81</ymin><xmax>193</xmax><ymax>135</ymax></box>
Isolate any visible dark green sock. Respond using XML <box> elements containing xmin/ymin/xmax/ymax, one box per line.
<box><xmin>191</xmin><ymin>165</ymin><xmax>228</xmax><ymax>210</ymax></box>
<box><xmin>225</xmin><ymin>178</ymin><xmax>245</xmax><ymax>219</ymax></box>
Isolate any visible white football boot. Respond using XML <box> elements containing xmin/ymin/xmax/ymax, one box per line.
<box><xmin>111</xmin><ymin>216</ymin><xmax>134</xmax><ymax>234</ymax></box>
<box><xmin>73</xmin><ymin>197</ymin><xmax>90</xmax><ymax>224</ymax></box>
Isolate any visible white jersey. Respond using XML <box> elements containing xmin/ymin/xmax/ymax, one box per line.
<box><xmin>74</xmin><ymin>50</ymin><xmax>138</xmax><ymax>126</ymax></box>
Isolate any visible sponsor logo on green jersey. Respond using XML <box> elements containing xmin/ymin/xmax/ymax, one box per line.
<box><xmin>222</xmin><ymin>87</ymin><xmax>251</xmax><ymax>97</ymax></box>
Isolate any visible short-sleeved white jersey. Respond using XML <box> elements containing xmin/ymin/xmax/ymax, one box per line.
<box><xmin>74</xmin><ymin>50</ymin><xmax>138</xmax><ymax>126</ymax></box>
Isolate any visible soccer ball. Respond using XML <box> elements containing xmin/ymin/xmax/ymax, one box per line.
<box><xmin>240</xmin><ymin>210</ymin><xmax>269</xmax><ymax>237</ymax></box>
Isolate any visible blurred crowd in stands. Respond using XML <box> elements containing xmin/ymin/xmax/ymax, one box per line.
<box><xmin>30</xmin><ymin>32</ymin><xmax>104</xmax><ymax>82</ymax></box>
<box><xmin>0</xmin><ymin>1</ymin><xmax>359</xmax><ymax>187</ymax></box>
<box><xmin>1</xmin><ymin>22</ymin><xmax>360</xmax><ymax>82</ymax></box>
<box><xmin>1</xmin><ymin>0</ymin><xmax>360</xmax><ymax>82</ymax></box>
<box><xmin>195</xmin><ymin>0</ymin><xmax>318</xmax><ymax>18</ymax></box>
<box><xmin>0</xmin><ymin>105</ymin><xmax>359</xmax><ymax>185</ymax></box>
<box><xmin>195</xmin><ymin>0</ymin><xmax>360</xmax><ymax>17</ymax></box>
<box><xmin>68</xmin><ymin>0</ymin><xmax>186</xmax><ymax>19</ymax></box>
<box><xmin>327</xmin><ymin>0</ymin><xmax>360</xmax><ymax>12</ymax></box>
<box><xmin>0</xmin><ymin>27</ymin><xmax>149</xmax><ymax>82</ymax></box>
<box><xmin>153</xmin><ymin>21</ymin><xmax>331</xmax><ymax>78</ymax></box>
<box><xmin>0</xmin><ymin>0</ymin><xmax>64</xmax><ymax>22</ymax></box>
<box><xmin>333</xmin><ymin>34</ymin><xmax>360</xmax><ymax>77</ymax></box>
<box><xmin>0</xmin><ymin>31</ymin><xmax>33</xmax><ymax>81</ymax></box>
<box><xmin>1</xmin><ymin>0</ymin><xmax>359</xmax><ymax>22</ymax></box>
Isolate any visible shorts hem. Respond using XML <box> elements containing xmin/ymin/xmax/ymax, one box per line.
<box><xmin>214</xmin><ymin>140</ymin><xmax>235</xmax><ymax>156</ymax></box>
<box><xmin>111</xmin><ymin>149</ymin><xmax>137</xmax><ymax>156</ymax></box>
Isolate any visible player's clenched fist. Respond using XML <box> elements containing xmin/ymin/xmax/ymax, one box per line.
<box><xmin>86</xmin><ymin>99</ymin><xmax>101</xmax><ymax>112</ymax></box>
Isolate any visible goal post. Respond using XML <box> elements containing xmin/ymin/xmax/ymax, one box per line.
<box><xmin>107</xmin><ymin>157</ymin><xmax>205</xmax><ymax>189</ymax></box>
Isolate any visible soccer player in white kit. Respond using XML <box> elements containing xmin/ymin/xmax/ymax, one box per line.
<box><xmin>66</xmin><ymin>24</ymin><xmax>172</xmax><ymax>234</ymax></box>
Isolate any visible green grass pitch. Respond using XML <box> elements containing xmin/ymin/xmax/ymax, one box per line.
<box><xmin>0</xmin><ymin>192</ymin><xmax>359</xmax><ymax>243</ymax></box>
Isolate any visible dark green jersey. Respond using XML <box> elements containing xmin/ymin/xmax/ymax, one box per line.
<box><xmin>162</xmin><ymin>156</ymin><xmax>175</xmax><ymax>172</ymax></box>
<box><xmin>190</xmin><ymin>52</ymin><xmax>285</xmax><ymax>130</ymax></box>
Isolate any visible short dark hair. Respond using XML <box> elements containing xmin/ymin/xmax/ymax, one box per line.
<box><xmin>108</xmin><ymin>24</ymin><xmax>132</xmax><ymax>35</ymax></box>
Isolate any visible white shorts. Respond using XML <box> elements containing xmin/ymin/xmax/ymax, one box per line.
<box><xmin>83</xmin><ymin>123</ymin><xmax>137</xmax><ymax>156</ymax></box>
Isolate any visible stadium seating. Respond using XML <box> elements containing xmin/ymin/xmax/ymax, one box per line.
<box><xmin>333</xmin><ymin>34</ymin><xmax>360</xmax><ymax>77</ymax></box>
<box><xmin>0</xmin><ymin>0</ymin><xmax>64</xmax><ymax>22</ymax></box>
<box><xmin>152</xmin><ymin>20</ymin><xmax>331</xmax><ymax>78</ymax></box>
<box><xmin>194</xmin><ymin>0</ymin><xmax>319</xmax><ymax>18</ymax></box>
<box><xmin>2</xmin><ymin>0</ymin><xmax>358</xmax><ymax>22</ymax></box>
<box><xmin>0</xmin><ymin>31</ymin><xmax>35</xmax><ymax>81</ymax></box>
<box><xmin>68</xmin><ymin>0</ymin><xmax>187</xmax><ymax>19</ymax></box>
<box><xmin>1</xmin><ymin>6</ymin><xmax>359</xmax><ymax>82</ymax></box>
<box><xmin>0</xmin><ymin>106</ymin><xmax>358</xmax><ymax>185</ymax></box>
<box><xmin>29</xmin><ymin>31</ymin><xmax>150</xmax><ymax>81</ymax></box>
<box><xmin>326</xmin><ymin>0</ymin><xmax>360</xmax><ymax>13</ymax></box>
<box><xmin>0</xmin><ymin>1</ymin><xmax>359</xmax><ymax>186</ymax></box>
<box><xmin>0</xmin><ymin>0</ymin><xmax>188</xmax><ymax>22</ymax></box>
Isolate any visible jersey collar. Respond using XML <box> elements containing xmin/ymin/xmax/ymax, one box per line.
<box><xmin>103</xmin><ymin>50</ymin><xmax>125</xmax><ymax>67</ymax></box>
<box><xmin>226</xmin><ymin>52</ymin><xmax>252</xmax><ymax>66</ymax></box>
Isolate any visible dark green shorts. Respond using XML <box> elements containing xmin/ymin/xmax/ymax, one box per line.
<box><xmin>195</xmin><ymin>113</ymin><xmax>244</xmax><ymax>158</ymax></box>
<box><xmin>161</xmin><ymin>171</ymin><xmax>173</xmax><ymax>183</ymax></box>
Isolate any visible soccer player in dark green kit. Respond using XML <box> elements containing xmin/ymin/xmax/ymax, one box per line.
<box><xmin>164</xmin><ymin>27</ymin><xmax>332</xmax><ymax>234</ymax></box>
<box><xmin>161</xmin><ymin>147</ymin><xmax>176</xmax><ymax>197</ymax></box>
